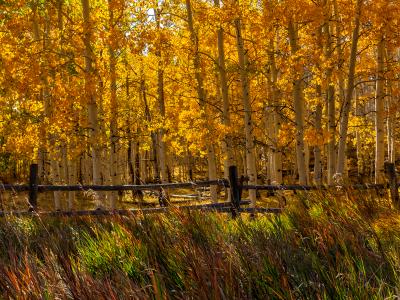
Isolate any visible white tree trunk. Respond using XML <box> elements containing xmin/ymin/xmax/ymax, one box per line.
<box><xmin>335</xmin><ymin>0</ymin><xmax>362</xmax><ymax>181</ymax></box>
<box><xmin>387</xmin><ymin>81</ymin><xmax>395</xmax><ymax>163</ymax></box>
<box><xmin>154</xmin><ymin>8</ymin><xmax>168</xmax><ymax>184</ymax></box>
<box><xmin>322</xmin><ymin>14</ymin><xmax>336</xmax><ymax>185</ymax></box>
<box><xmin>234</xmin><ymin>12</ymin><xmax>257</xmax><ymax>207</ymax></box>
<box><xmin>81</xmin><ymin>0</ymin><xmax>102</xmax><ymax>207</ymax></box>
<box><xmin>375</xmin><ymin>38</ymin><xmax>385</xmax><ymax>184</ymax></box>
<box><xmin>50</xmin><ymin>157</ymin><xmax>62</xmax><ymax>210</ymax></box>
<box><xmin>215</xmin><ymin>0</ymin><xmax>233</xmax><ymax>200</ymax></box>
<box><xmin>268</xmin><ymin>37</ymin><xmax>283</xmax><ymax>184</ymax></box>
<box><xmin>314</xmin><ymin>93</ymin><xmax>323</xmax><ymax>185</ymax></box>
<box><xmin>186</xmin><ymin>0</ymin><xmax>218</xmax><ymax>202</ymax></box>
<box><xmin>108</xmin><ymin>0</ymin><xmax>119</xmax><ymax>208</ymax></box>
<box><xmin>288</xmin><ymin>20</ymin><xmax>307</xmax><ymax>185</ymax></box>
<box><xmin>68</xmin><ymin>158</ymin><xmax>76</xmax><ymax>210</ymax></box>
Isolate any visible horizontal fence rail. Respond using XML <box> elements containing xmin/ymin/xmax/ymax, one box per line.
<box><xmin>0</xmin><ymin>180</ymin><xmax>228</xmax><ymax>192</ymax></box>
<box><xmin>241</xmin><ymin>183</ymin><xmax>394</xmax><ymax>190</ymax></box>
<box><xmin>0</xmin><ymin>163</ymin><xmax>399</xmax><ymax>217</ymax></box>
<box><xmin>2</xmin><ymin>182</ymin><xmax>397</xmax><ymax>193</ymax></box>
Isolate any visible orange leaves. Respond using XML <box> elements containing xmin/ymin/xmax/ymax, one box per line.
<box><xmin>0</xmin><ymin>0</ymin><xmax>399</xmax><ymax>180</ymax></box>
<box><xmin>304</xmin><ymin>128</ymin><xmax>330</xmax><ymax>147</ymax></box>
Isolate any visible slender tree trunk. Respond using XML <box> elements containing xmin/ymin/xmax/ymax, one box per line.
<box><xmin>335</xmin><ymin>0</ymin><xmax>362</xmax><ymax>181</ymax></box>
<box><xmin>44</xmin><ymin>6</ymin><xmax>62</xmax><ymax>209</ymax></box>
<box><xmin>314</xmin><ymin>86</ymin><xmax>323</xmax><ymax>185</ymax></box>
<box><xmin>234</xmin><ymin>8</ymin><xmax>257</xmax><ymax>207</ymax></box>
<box><xmin>265</xmin><ymin>107</ymin><xmax>274</xmax><ymax>184</ymax></box>
<box><xmin>127</xmin><ymin>133</ymin><xmax>135</xmax><ymax>187</ymax></box>
<box><xmin>327</xmin><ymin>81</ymin><xmax>336</xmax><ymax>184</ymax></box>
<box><xmin>214</xmin><ymin>0</ymin><xmax>233</xmax><ymax>201</ymax></box>
<box><xmin>267</xmin><ymin>37</ymin><xmax>283</xmax><ymax>184</ymax></box>
<box><xmin>133</xmin><ymin>129</ymin><xmax>144</xmax><ymax>202</ymax></box>
<box><xmin>321</xmin><ymin>6</ymin><xmax>336</xmax><ymax>185</ymax></box>
<box><xmin>186</xmin><ymin>0</ymin><xmax>218</xmax><ymax>202</ymax></box>
<box><xmin>375</xmin><ymin>37</ymin><xmax>385</xmax><ymax>183</ymax></box>
<box><xmin>263</xmin><ymin>1</ymin><xmax>282</xmax><ymax>185</ymax></box>
<box><xmin>355</xmin><ymin>87</ymin><xmax>364</xmax><ymax>179</ymax></box>
<box><xmin>108</xmin><ymin>0</ymin><xmax>119</xmax><ymax>208</ymax></box>
<box><xmin>154</xmin><ymin>9</ymin><xmax>168</xmax><ymax>184</ymax></box>
<box><xmin>333</xmin><ymin>0</ymin><xmax>345</xmax><ymax>106</ymax></box>
<box><xmin>387</xmin><ymin>80</ymin><xmax>395</xmax><ymax>163</ymax></box>
<box><xmin>67</xmin><ymin>158</ymin><xmax>76</xmax><ymax>210</ymax></box>
<box><xmin>288</xmin><ymin>20</ymin><xmax>307</xmax><ymax>185</ymax></box>
<box><xmin>57</xmin><ymin>0</ymin><xmax>75</xmax><ymax>209</ymax></box>
<box><xmin>314</xmin><ymin>21</ymin><xmax>325</xmax><ymax>186</ymax></box>
<box><xmin>81</xmin><ymin>0</ymin><xmax>102</xmax><ymax>207</ymax></box>
<box><xmin>32</xmin><ymin>2</ymin><xmax>47</xmax><ymax>183</ymax></box>
<box><xmin>141</xmin><ymin>76</ymin><xmax>159</xmax><ymax>182</ymax></box>
<box><xmin>214</xmin><ymin>0</ymin><xmax>233</xmax><ymax>180</ymax></box>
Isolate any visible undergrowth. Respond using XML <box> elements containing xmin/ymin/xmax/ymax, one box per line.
<box><xmin>0</xmin><ymin>190</ymin><xmax>399</xmax><ymax>299</ymax></box>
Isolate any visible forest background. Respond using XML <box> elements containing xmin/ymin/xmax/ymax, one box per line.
<box><xmin>0</xmin><ymin>0</ymin><xmax>399</xmax><ymax>208</ymax></box>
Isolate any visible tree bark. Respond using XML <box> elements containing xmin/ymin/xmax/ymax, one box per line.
<box><xmin>314</xmin><ymin>86</ymin><xmax>323</xmax><ymax>185</ymax></box>
<box><xmin>32</xmin><ymin>2</ymin><xmax>46</xmax><ymax>183</ymax></box>
<box><xmin>375</xmin><ymin>37</ymin><xmax>385</xmax><ymax>184</ymax></box>
<box><xmin>335</xmin><ymin>0</ymin><xmax>362</xmax><ymax>181</ymax></box>
<box><xmin>141</xmin><ymin>76</ymin><xmax>159</xmax><ymax>182</ymax></box>
<box><xmin>234</xmin><ymin>7</ymin><xmax>257</xmax><ymax>207</ymax></box>
<box><xmin>387</xmin><ymin>79</ymin><xmax>395</xmax><ymax>163</ymax></box>
<box><xmin>81</xmin><ymin>0</ymin><xmax>102</xmax><ymax>207</ymax></box>
<box><xmin>267</xmin><ymin>37</ymin><xmax>283</xmax><ymax>184</ymax></box>
<box><xmin>214</xmin><ymin>0</ymin><xmax>234</xmax><ymax>180</ymax></box>
<box><xmin>108</xmin><ymin>0</ymin><xmax>119</xmax><ymax>208</ymax></box>
<box><xmin>154</xmin><ymin>8</ymin><xmax>168</xmax><ymax>184</ymax></box>
<box><xmin>288</xmin><ymin>20</ymin><xmax>307</xmax><ymax>185</ymax></box>
<box><xmin>186</xmin><ymin>0</ymin><xmax>218</xmax><ymax>202</ymax></box>
<box><xmin>321</xmin><ymin>4</ymin><xmax>336</xmax><ymax>185</ymax></box>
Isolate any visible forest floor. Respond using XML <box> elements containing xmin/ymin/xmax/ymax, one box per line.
<box><xmin>0</xmin><ymin>190</ymin><xmax>399</xmax><ymax>298</ymax></box>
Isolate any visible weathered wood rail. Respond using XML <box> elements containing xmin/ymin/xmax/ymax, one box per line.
<box><xmin>0</xmin><ymin>163</ymin><xmax>399</xmax><ymax>217</ymax></box>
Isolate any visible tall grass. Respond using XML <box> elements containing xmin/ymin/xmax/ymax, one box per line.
<box><xmin>0</xmin><ymin>190</ymin><xmax>399</xmax><ymax>299</ymax></box>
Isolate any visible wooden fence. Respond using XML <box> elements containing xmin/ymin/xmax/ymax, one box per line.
<box><xmin>0</xmin><ymin>163</ymin><xmax>399</xmax><ymax>217</ymax></box>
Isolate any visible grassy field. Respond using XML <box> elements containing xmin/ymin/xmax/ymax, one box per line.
<box><xmin>0</xmin><ymin>190</ymin><xmax>399</xmax><ymax>299</ymax></box>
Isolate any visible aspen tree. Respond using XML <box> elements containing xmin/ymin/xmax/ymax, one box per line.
<box><xmin>333</xmin><ymin>0</ymin><xmax>345</xmax><ymax>106</ymax></box>
<box><xmin>214</xmin><ymin>0</ymin><xmax>233</xmax><ymax>180</ymax></box>
<box><xmin>314</xmin><ymin>86</ymin><xmax>323</xmax><ymax>185</ymax></box>
<box><xmin>31</xmin><ymin>2</ymin><xmax>48</xmax><ymax>183</ymax></box>
<box><xmin>57</xmin><ymin>0</ymin><xmax>70</xmax><ymax>209</ymax></box>
<box><xmin>81</xmin><ymin>0</ymin><xmax>102</xmax><ymax>207</ymax></box>
<box><xmin>264</xmin><ymin>0</ymin><xmax>283</xmax><ymax>184</ymax></box>
<box><xmin>108</xmin><ymin>0</ymin><xmax>119</xmax><ymax>208</ymax></box>
<box><xmin>141</xmin><ymin>74</ymin><xmax>159</xmax><ymax>181</ymax></box>
<box><xmin>268</xmin><ymin>37</ymin><xmax>283</xmax><ymax>185</ymax></box>
<box><xmin>288</xmin><ymin>19</ymin><xmax>307</xmax><ymax>185</ymax></box>
<box><xmin>375</xmin><ymin>37</ymin><xmax>385</xmax><ymax>184</ymax></box>
<box><xmin>233</xmin><ymin>1</ymin><xmax>257</xmax><ymax>206</ymax></box>
<box><xmin>336</xmin><ymin>0</ymin><xmax>362</xmax><ymax>181</ymax></box>
<box><xmin>387</xmin><ymin>79</ymin><xmax>395</xmax><ymax>163</ymax></box>
<box><xmin>214</xmin><ymin>0</ymin><xmax>234</xmax><ymax>202</ymax></box>
<box><xmin>185</xmin><ymin>0</ymin><xmax>218</xmax><ymax>202</ymax></box>
<box><xmin>154</xmin><ymin>8</ymin><xmax>168</xmax><ymax>184</ymax></box>
<box><xmin>355</xmin><ymin>87</ymin><xmax>363</xmax><ymax>178</ymax></box>
<box><xmin>323</xmin><ymin>0</ymin><xmax>336</xmax><ymax>185</ymax></box>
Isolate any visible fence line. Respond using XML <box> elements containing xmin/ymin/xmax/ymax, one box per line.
<box><xmin>0</xmin><ymin>163</ymin><xmax>399</xmax><ymax>217</ymax></box>
<box><xmin>0</xmin><ymin>180</ymin><xmax>228</xmax><ymax>192</ymax></box>
<box><xmin>242</xmin><ymin>183</ymin><xmax>392</xmax><ymax>190</ymax></box>
<box><xmin>1</xmin><ymin>182</ymin><xmax>396</xmax><ymax>193</ymax></box>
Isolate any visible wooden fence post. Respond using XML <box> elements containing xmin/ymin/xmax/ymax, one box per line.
<box><xmin>384</xmin><ymin>162</ymin><xmax>399</xmax><ymax>209</ymax></box>
<box><xmin>28</xmin><ymin>164</ymin><xmax>38</xmax><ymax>211</ymax></box>
<box><xmin>229</xmin><ymin>166</ymin><xmax>241</xmax><ymax>217</ymax></box>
